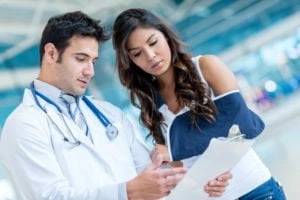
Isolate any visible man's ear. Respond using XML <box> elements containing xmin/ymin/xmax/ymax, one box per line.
<box><xmin>43</xmin><ymin>43</ymin><xmax>58</xmax><ymax>64</ymax></box>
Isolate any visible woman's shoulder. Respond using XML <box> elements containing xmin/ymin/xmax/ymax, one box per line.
<box><xmin>192</xmin><ymin>54</ymin><xmax>222</xmax><ymax>73</ymax></box>
<box><xmin>194</xmin><ymin>54</ymin><xmax>238</xmax><ymax>95</ymax></box>
<box><xmin>192</xmin><ymin>54</ymin><xmax>218</xmax><ymax>61</ymax></box>
<box><xmin>197</xmin><ymin>54</ymin><xmax>221</xmax><ymax>69</ymax></box>
<box><xmin>192</xmin><ymin>54</ymin><xmax>222</xmax><ymax>81</ymax></box>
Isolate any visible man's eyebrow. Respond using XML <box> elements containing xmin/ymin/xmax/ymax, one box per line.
<box><xmin>128</xmin><ymin>33</ymin><xmax>155</xmax><ymax>52</ymax></box>
<box><xmin>73</xmin><ymin>52</ymin><xmax>98</xmax><ymax>59</ymax></box>
<box><xmin>73</xmin><ymin>52</ymin><xmax>89</xmax><ymax>57</ymax></box>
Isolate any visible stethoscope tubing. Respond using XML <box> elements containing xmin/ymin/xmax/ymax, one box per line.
<box><xmin>29</xmin><ymin>82</ymin><xmax>118</xmax><ymax>145</ymax></box>
<box><xmin>82</xmin><ymin>96</ymin><xmax>110</xmax><ymax>128</ymax></box>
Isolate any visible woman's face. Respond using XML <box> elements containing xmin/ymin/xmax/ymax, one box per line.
<box><xmin>126</xmin><ymin>27</ymin><xmax>172</xmax><ymax>77</ymax></box>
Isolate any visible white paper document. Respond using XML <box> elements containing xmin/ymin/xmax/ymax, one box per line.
<box><xmin>167</xmin><ymin>138</ymin><xmax>255</xmax><ymax>200</ymax></box>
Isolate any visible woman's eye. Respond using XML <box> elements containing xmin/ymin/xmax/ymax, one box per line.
<box><xmin>133</xmin><ymin>52</ymin><xmax>141</xmax><ymax>58</ymax></box>
<box><xmin>149</xmin><ymin>40</ymin><xmax>157</xmax><ymax>46</ymax></box>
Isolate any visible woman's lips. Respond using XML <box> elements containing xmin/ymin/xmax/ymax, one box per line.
<box><xmin>151</xmin><ymin>60</ymin><xmax>162</xmax><ymax>69</ymax></box>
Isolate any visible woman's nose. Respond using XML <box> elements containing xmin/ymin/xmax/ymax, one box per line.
<box><xmin>145</xmin><ymin>49</ymin><xmax>156</xmax><ymax>61</ymax></box>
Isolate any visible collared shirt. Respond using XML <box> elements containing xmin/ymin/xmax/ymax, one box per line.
<box><xmin>33</xmin><ymin>79</ymin><xmax>80</xmax><ymax>120</ymax></box>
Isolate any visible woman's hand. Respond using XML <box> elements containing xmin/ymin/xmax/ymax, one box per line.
<box><xmin>150</xmin><ymin>144</ymin><xmax>183</xmax><ymax>168</ymax></box>
<box><xmin>150</xmin><ymin>144</ymin><xmax>170</xmax><ymax>163</ymax></box>
<box><xmin>204</xmin><ymin>171</ymin><xmax>232</xmax><ymax>197</ymax></box>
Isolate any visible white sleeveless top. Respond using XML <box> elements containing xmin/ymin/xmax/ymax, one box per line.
<box><xmin>159</xmin><ymin>55</ymin><xmax>271</xmax><ymax>199</ymax></box>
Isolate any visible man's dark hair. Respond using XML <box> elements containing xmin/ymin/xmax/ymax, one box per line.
<box><xmin>39</xmin><ymin>10</ymin><xmax>110</xmax><ymax>63</ymax></box>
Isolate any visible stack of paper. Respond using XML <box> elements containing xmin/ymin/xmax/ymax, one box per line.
<box><xmin>167</xmin><ymin>138</ymin><xmax>255</xmax><ymax>200</ymax></box>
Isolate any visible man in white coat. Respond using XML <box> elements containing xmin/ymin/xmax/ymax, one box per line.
<box><xmin>0</xmin><ymin>11</ymin><xmax>231</xmax><ymax>200</ymax></box>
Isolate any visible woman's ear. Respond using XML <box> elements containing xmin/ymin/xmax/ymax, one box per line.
<box><xmin>43</xmin><ymin>43</ymin><xmax>58</xmax><ymax>64</ymax></box>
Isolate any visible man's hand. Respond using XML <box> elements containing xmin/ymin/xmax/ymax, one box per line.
<box><xmin>126</xmin><ymin>153</ymin><xmax>186</xmax><ymax>200</ymax></box>
<box><xmin>204</xmin><ymin>171</ymin><xmax>232</xmax><ymax>197</ymax></box>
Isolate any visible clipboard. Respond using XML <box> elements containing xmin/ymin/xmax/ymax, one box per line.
<box><xmin>167</xmin><ymin>137</ymin><xmax>255</xmax><ymax>200</ymax></box>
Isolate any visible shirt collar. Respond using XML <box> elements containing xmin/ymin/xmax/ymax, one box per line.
<box><xmin>33</xmin><ymin>79</ymin><xmax>70</xmax><ymax>106</ymax></box>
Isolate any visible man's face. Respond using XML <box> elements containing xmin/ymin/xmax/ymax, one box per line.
<box><xmin>53</xmin><ymin>36</ymin><xmax>99</xmax><ymax>96</ymax></box>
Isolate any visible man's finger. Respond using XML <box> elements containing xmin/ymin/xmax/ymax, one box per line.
<box><xmin>158</xmin><ymin>167</ymin><xmax>186</xmax><ymax>178</ymax></box>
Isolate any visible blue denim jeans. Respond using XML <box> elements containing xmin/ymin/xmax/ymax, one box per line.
<box><xmin>239</xmin><ymin>177</ymin><xmax>286</xmax><ymax>200</ymax></box>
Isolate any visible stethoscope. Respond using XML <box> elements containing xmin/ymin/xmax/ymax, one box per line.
<box><xmin>29</xmin><ymin>82</ymin><xmax>119</xmax><ymax>146</ymax></box>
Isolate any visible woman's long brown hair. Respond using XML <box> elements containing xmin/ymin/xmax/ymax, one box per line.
<box><xmin>113</xmin><ymin>8</ymin><xmax>217</xmax><ymax>144</ymax></box>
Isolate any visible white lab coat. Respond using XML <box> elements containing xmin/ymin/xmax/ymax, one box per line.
<box><xmin>0</xmin><ymin>89</ymin><xmax>151</xmax><ymax>200</ymax></box>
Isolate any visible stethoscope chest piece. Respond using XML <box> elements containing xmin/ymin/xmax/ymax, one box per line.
<box><xmin>106</xmin><ymin>124</ymin><xmax>118</xmax><ymax>141</ymax></box>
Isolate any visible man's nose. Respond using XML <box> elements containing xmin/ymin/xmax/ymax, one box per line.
<box><xmin>83</xmin><ymin>62</ymin><xmax>94</xmax><ymax>77</ymax></box>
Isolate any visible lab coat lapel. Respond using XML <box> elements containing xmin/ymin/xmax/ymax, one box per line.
<box><xmin>23</xmin><ymin>89</ymin><xmax>93</xmax><ymax>148</ymax></box>
<box><xmin>23</xmin><ymin>89</ymin><xmax>117</xmax><ymax>177</ymax></box>
<box><xmin>45</xmin><ymin>106</ymin><xmax>117</xmax><ymax>176</ymax></box>
<box><xmin>45</xmin><ymin>105</ymin><xmax>94</xmax><ymax>149</ymax></box>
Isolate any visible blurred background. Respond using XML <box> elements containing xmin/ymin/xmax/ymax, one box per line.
<box><xmin>0</xmin><ymin>0</ymin><xmax>299</xmax><ymax>199</ymax></box>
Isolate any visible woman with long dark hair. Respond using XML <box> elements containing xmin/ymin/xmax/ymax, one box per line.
<box><xmin>112</xmin><ymin>8</ymin><xmax>286</xmax><ymax>199</ymax></box>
